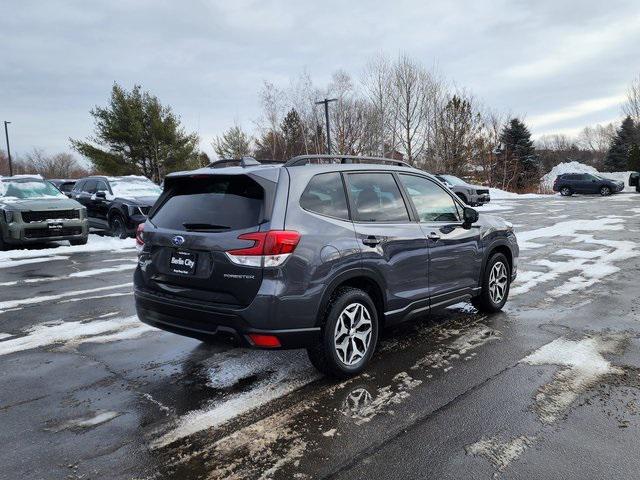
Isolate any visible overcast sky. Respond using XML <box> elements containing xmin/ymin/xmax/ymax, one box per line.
<box><xmin>2</xmin><ymin>0</ymin><xmax>639</xmax><ymax>159</ymax></box>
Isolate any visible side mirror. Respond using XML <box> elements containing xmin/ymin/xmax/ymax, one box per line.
<box><xmin>463</xmin><ymin>207</ymin><xmax>479</xmax><ymax>227</ymax></box>
<box><xmin>95</xmin><ymin>191</ymin><xmax>107</xmax><ymax>199</ymax></box>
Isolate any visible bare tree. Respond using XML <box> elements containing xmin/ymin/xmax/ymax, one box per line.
<box><xmin>362</xmin><ymin>54</ymin><xmax>394</xmax><ymax>156</ymax></box>
<box><xmin>623</xmin><ymin>74</ymin><xmax>640</xmax><ymax>122</ymax></box>
<box><xmin>389</xmin><ymin>55</ymin><xmax>432</xmax><ymax>165</ymax></box>
<box><xmin>256</xmin><ymin>81</ymin><xmax>286</xmax><ymax>159</ymax></box>
<box><xmin>22</xmin><ymin>148</ymin><xmax>88</xmax><ymax>178</ymax></box>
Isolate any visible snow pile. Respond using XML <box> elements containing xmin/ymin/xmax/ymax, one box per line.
<box><xmin>489</xmin><ymin>188</ymin><xmax>545</xmax><ymax>199</ymax></box>
<box><xmin>108</xmin><ymin>176</ymin><xmax>161</xmax><ymax>199</ymax></box>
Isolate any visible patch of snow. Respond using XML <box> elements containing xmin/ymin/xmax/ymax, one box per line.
<box><xmin>150</xmin><ymin>350</ymin><xmax>319</xmax><ymax>449</ymax></box>
<box><xmin>521</xmin><ymin>334</ymin><xmax>625</xmax><ymax>423</ymax></box>
<box><xmin>59</xmin><ymin>292</ymin><xmax>132</xmax><ymax>303</ymax></box>
<box><xmin>0</xmin><ymin>255</ymin><xmax>69</xmax><ymax>269</ymax></box>
<box><xmin>488</xmin><ymin>188</ymin><xmax>547</xmax><ymax>199</ymax></box>
<box><xmin>69</xmin><ymin>264</ymin><xmax>136</xmax><ymax>278</ymax></box>
<box><xmin>466</xmin><ymin>435</ymin><xmax>533</xmax><ymax>471</ymax></box>
<box><xmin>0</xmin><ymin>235</ymin><xmax>135</xmax><ymax>265</ymax></box>
<box><xmin>0</xmin><ymin>315</ymin><xmax>154</xmax><ymax>356</ymax></box>
<box><xmin>517</xmin><ymin>217</ymin><xmax>625</xmax><ymax>250</ymax></box>
<box><xmin>0</xmin><ymin>283</ymin><xmax>132</xmax><ymax>313</ymax></box>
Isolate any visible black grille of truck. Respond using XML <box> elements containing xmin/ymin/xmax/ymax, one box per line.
<box><xmin>24</xmin><ymin>227</ymin><xmax>83</xmax><ymax>239</ymax></box>
<box><xmin>21</xmin><ymin>210</ymin><xmax>80</xmax><ymax>223</ymax></box>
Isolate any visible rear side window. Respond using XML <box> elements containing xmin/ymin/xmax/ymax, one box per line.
<box><xmin>346</xmin><ymin>173</ymin><xmax>409</xmax><ymax>222</ymax></box>
<box><xmin>151</xmin><ymin>175</ymin><xmax>265</xmax><ymax>231</ymax></box>
<box><xmin>83</xmin><ymin>180</ymin><xmax>98</xmax><ymax>193</ymax></box>
<box><xmin>300</xmin><ymin>172</ymin><xmax>349</xmax><ymax>219</ymax></box>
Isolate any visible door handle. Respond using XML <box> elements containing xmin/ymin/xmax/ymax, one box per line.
<box><xmin>362</xmin><ymin>235</ymin><xmax>382</xmax><ymax>247</ymax></box>
<box><xmin>428</xmin><ymin>232</ymin><xmax>441</xmax><ymax>241</ymax></box>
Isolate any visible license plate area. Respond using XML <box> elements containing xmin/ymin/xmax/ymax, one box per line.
<box><xmin>169</xmin><ymin>250</ymin><xmax>198</xmax><ymax>275</ymax></box>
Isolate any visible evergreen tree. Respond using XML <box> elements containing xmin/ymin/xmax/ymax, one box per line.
<box><xmin>629</xmin><ymin>143</ymin><xmax>640</xmax><ymax>172</ymax></box>
<box><xmin>604</xmin><ymin>116</ymin><xmax>638</xmax><ymax>171</ymax></box>
<box><xmin>499</xmin><ymin>118</ymin><xmax>538</xmax><ymax>189</ymax></box>
<box><xmin>280</xmin><ymin>109</ymin><xmax>306</xmax><ymax>158</ymax></box>
<box><xmin>254</xmin><ymin>130</ymin><xmax>285</xmax><ymax>161</ymax></box>
<box><xmin>70</xmin><ymin>83</ymin><xmax>199</xmax><ymax>183</ymax></box>
<box><xmin>213</xmin><ymin>125</ymin><xmax>252</xmax><ymax>159</ymax></box>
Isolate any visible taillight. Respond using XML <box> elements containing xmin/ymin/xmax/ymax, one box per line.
<box><xmin>226</xmin><ymin>230</ymin><xmax>300</xmax><ymax>267</ymax></box>
<box><xmin>136</xmin><ymin>223</ymin><xmax>145</xmax><ymax>249</ymax></box>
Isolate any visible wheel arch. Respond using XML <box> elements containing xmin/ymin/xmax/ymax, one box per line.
<box><xmin>316</xmin><ymin>269</ymin><xmax>387</xmax><ymax>329</ymax></box>
<box><xmin>480</xmin><ymin>240</ymin><xmax>514</xmax><ymax>284</ymax></box>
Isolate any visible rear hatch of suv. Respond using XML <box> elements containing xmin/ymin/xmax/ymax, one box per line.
<box><xmin>138</xmin><ymin>170</ymin><xmax>280</xmax><ymax>307</ymax></box>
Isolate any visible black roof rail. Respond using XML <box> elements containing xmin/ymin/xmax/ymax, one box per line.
<box><xmin>283</xmin><ymin>154</ymin><xmax>412</xmax><ymax>168</ymax></box>
<box><xmin>208</xmin><ymin>157</ymin><xmax>287</xmax><ymax>169</ymax></box>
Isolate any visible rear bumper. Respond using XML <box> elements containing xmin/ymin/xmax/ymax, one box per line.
<box><xmin>134</xmin><ymin>286</ymin><xmax>320</xmax><ymax>349</ymax></box>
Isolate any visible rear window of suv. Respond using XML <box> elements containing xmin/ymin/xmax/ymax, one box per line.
<box><xmin>151</xmin><ymin>175</ymin><xmax>265</xmax><ymax>232</ymax></box>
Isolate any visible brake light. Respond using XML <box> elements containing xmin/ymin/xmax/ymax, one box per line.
<box><xmin>136</xmin><ymin>223</ymin><xmax>145</xmax><ymax>248</ymax></box>
<box><xmin>226</xmin><ymin>230</ymin><xmax>300</xmax><ymax>267</ymax></box>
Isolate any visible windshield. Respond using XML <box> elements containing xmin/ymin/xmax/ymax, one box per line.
<box><xmin>0</xmin><ymin>178</ymin><xmax>65</xmax><ymax>199</ymax></box>
<box><xmin>109</xmin><ymin>176</ymin><xmax>162</xmax><ymax>198</ymax></box>
<box><xmin>438</xmin><ymin>175</ymin><xmax>467</xmax><ymax>186</ymax></box>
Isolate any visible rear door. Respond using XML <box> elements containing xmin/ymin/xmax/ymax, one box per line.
<box><xmin>140</xmin><ymin>172</ymin><xmax>277</xmax><ymax>306</ymax></box>
<box><xmin>398</xmin><ymin>174</ymin><xmax>482</xmax><ymax>307</ymax></box>
<box><xmin>345</xmin><ymin>171</ymin><xmax>430</xmax><ymax>316</ymax></box>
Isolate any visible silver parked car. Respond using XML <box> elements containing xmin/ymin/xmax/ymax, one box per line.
<box><xmin>435</xmin><ymin>174</ymin><xmax>490</xmax><ymax>206</ymax></box>
<box><xmin>0</xmin><ymin>175</ymin><xmax>89</xmax><ymax>250</ymax></box>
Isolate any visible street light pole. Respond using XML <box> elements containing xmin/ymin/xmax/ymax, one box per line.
<box><xmin>3</xmin><ymin>121</ymin><xmax>12</xmax><ymax>176</ymax></box>
<box><xmin>315</xmin><ymin>98</ymin><xmax>337</xmax><ymax>154</ymax></box>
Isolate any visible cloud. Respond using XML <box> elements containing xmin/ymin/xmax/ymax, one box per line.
<box><xmin>528</xmin><ymin>94</ymin><xmax>625</xmax><ymax>129</ymax></box>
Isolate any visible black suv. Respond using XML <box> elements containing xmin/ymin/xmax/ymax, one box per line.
<box><xmin>553</xmin><ymin>173</ymin><xmax>624</xmax><ymax>196</ymax></box>
<box><xmin>70</xmin><ymin>176</ymin><xmax>161</xmax><ymax>237</ymax></box>
<box><xmin>134</xmin><ymin>156</ymin><xmax>519</xmax><ymax>377</ymax></box>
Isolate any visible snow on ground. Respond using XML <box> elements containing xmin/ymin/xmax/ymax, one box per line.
<box><xmin>521</xmin><ymin>334</ymin><xmax>625</xmax><ymax>424</ymax></box>
<box><xmin>0</xmin><ymin>234</ymin><xmax>135</xmax><ymax>266</ymax></box>
<box><xmin>512</xmin><ymin>216</ymin><xmax>637</xmax><ymax>297</ymax></box>
<box><xmin>48</xmin><ymin>411</ymin><xmax>121</xmax><ymax>432</ymax></box>
<box><xmin>0</xmin><ymin>315</ymin><xmax>155</xmax><ymax>356</ymax></box>
<box><xmin>0</xmin><ymin>283</ymin><xmax>132</xmax><ymax>313</ymax></box>
<box><xmin>489</xmin><ymin>188</ymin><xmax>547</xmax><ymax>200</ymax></box>
<box><xmin>466</xmin><ymin>436</ymin><xmax>534</xmax><ymax>471</ymax></box>
<box><xmin>150</xmin><ymin>349</ymin><xmax>320</xmax><ymax>449</ymax></box>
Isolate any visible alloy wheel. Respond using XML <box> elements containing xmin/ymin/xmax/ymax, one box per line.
<box><xmin>488</xmin><ymin>261</ymin><xmax>508</xmax><ymax>304</ymax></box>
<box><xmin>334</xmin><ymin>302</ymin><xmax>373</xmax><ymax>366</ymax></box>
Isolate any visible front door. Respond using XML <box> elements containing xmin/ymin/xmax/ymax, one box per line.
<box><xmin>397</xmin><ymin>174</ymin><xmax>482</xmax><ymax>307</ymax></box>
<box><xmin>345</xmin><ymin>172</ymin><xmax>430</xmax><ymax>317</ymax></box>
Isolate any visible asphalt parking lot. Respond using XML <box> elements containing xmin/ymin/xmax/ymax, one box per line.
<box><xmin>1</xmin><ymin>193</ymin><xmax>640</xmax><ymax>480</ymax></box>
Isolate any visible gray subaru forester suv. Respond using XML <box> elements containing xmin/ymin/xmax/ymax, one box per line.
<box><xmin>135</xmin><ymin>155</ymin><xmax>518</xmax><ymax>377</ymax></box>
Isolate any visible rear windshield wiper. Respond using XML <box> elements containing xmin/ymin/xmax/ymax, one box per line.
<box><xmin>182</xmin><ymin>223</ymin><xmax>231</xmax><ymax>232</ymax></box>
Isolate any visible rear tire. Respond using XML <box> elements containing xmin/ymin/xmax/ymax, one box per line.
<box><xmin>109</xmin><ymin>214</ymin><xmax>128</xmax><ymax>239</ymax></box>
<box><xmin>307</xmin><ymin>287</ymin><xmax>378</xmax><ymax>378</ymax></box>
<box><xmin>600</xmin><ymin>186</ymin><xmax>611</xmax><ymax>196</ymax></box>
<box><xmin>0</xmin><ymin>233</ymin><xmax>7</xmax><ymax>251</ymax></box>
<box><xmin>472</xmin><ymin>253</ymin><xmax>511</xmax><ymax>313</ymax></box>
<box><xmin>560</xmin><ymin>186</ymin><xmax>572</xmax><ymax>196</ymax></box>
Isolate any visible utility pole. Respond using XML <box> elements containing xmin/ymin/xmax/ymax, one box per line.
<box><xmin>315</xmin><ymin>98</ymin><xmax>337</xmax><ymax>154</ymax></box>
<box><xmin>3</xmin><ymin>121</ymin><xmax>12</xmax><ymax>176</ymax></box>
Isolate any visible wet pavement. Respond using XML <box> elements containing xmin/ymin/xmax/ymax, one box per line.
<box><xmin>1</xmin><ymin>193</ymin><xmax>639</xmax><ymax>479</ymax></box>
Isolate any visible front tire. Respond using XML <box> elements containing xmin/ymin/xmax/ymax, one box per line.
<box><xmin>307</xmin><ymin>287</ymin><xmax>378</xmax><ymax>378</ymax></box>
<box><xmin>70</xmin><ymin>236</ymin><xmax>88</xmax><ymax>246</ymax></box>
<box><xmin>109</xmin><ymin>214</ymin><xmax>128</xmax><ymax>239</ymax></box>
<box><xmin>560</xmin><ymin>186</ymin><xmax>572</xmax><ymax>196</ymax></box>
<box><xmin>600</xmin><ymin>186</ymin><xmax>611</xmax><ymax>196</ymax></box>
<box><xmin>472</xmin><ymin>253</ymin><xmax>511</xmax><ymax>313</ymax></box>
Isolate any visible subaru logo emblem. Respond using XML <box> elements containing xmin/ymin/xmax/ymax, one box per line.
<box><xmin>172</xmin><ymin>235</ymin><xmax>185</xmax><ymax>246</ymax></box>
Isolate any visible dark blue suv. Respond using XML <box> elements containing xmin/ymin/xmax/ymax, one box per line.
<box><xmin>553</xmin><ymin>172</ymin><xmax>624</xmax><ymax>196</ymax></box>
<box><xmin>134</xmin><ymin>156</ymin><xmax>518</xmax><ymax>377</ymax></box>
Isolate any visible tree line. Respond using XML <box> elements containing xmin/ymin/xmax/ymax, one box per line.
<box><xmin>2</xmin><ymin>57</ymin><xmax>639</xmax><ymax>192</ymax></box>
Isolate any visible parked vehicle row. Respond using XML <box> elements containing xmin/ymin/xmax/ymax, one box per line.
<box><xmin>0</xmin><ymin>174</ymin><xmax>161</xmax><ymax>250</ymax></box>
<box><xmin>134</xmin><ymin>155</ymin><xmax>518</xmax><ymax>377</ymax></box>
<box><xmin>0</xmin><ymin>175</ymin><xmax>88</xmax><ymax>250</ymax></box>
